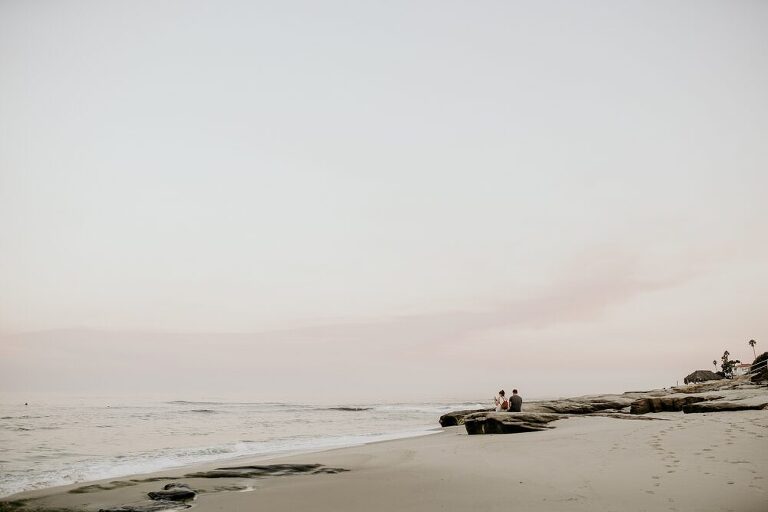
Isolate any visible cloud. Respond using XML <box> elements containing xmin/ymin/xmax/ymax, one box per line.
<box><xmin>0</xmin><ymin>248</ymin><xmax>701</xmax><ymax>401</ymax></box>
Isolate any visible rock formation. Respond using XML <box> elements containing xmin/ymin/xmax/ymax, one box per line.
<box><xmin>442</xmin><ymin>375</ymin><xmax>767</xmax><ymax>435</ymax></box>
<box><xmin>629</xmin><ymin>395</ymin><xmax>716</xmax><ymax>414</ymax></box>
<box><xmin>683</xmin><ymin>370</ymin><xmax>723</xmax><ymax>384</ymax></box>
<box><xmin>463</xmin><ymin>412</ymin><xmax>562</xmax><ymax>434</ymax></box>
<box><xmin>682</xmin><ymin>393</ymin><xmax>768</xmax><ymax>413</ymax></box>
<box><xmin>439</xmin><ymin>408</ymin><xmax>493</xmax><ymax>427</ymax></box>
<box><xmin>523</xmin><ymin>395</ymin><xmax>636</xmax><ymax>415</ymax></box>
<box><xmin>440</xmin><ymin>395</ymin><xmax>642</xmax><ymax>428</ymax></box>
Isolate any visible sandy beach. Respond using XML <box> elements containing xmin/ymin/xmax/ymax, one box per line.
<box><xmin>5</xmin><ymin>407</ymin><xmax>766</xmax><ymax>512</ymax></box>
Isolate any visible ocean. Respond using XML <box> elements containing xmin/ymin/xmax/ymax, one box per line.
<box><xmin>0</xmin><ymin>396</ymin><xmax>484</xmax><ymax>498</ymax></box>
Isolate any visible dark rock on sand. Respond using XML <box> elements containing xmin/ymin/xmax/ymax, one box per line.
<box><xmin>147</xmin><ymin>488</ymin><xmax>196</xmax><ymax>501</ymax></box>
<box><xmin>185</xmin><ymin>464</ymin><xmax>348</xmax><ymax>479</ymax></box>
<box><xmin>439</xmin><ymin>408</ymin><xmax>493</xmax><ymax>427</ymax></box>
<box><xmin>463</xmin><ymin>412</ymin><xmax>561</xmax><ymax>434</ymax></box>
<box><xmin>100</xmin><ymin>504</ymin><xmax>190</xmax><ymax>512</ymax></box>
<box><xmin>629</xmin><ymin>395</ymin><xmax>718</xmax><ymax>414</ymax></box>
<box><xmin>683</xmin><ymin>370</ymin><xmax>723</xmax><ymax>384</ymax></box>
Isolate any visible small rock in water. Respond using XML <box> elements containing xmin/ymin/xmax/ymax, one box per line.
<box><xmin>147</xmin><ymin>488</ymin><xmax>197</xmax><ymax>501</ymax></box>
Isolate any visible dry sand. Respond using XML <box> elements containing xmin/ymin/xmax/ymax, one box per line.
<box><xmin>6</xmin><ymin>410</ymin><xmax>767</xmax><ymax>512</ymax></box>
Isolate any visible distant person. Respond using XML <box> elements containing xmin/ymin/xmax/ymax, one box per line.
<box><xmin>494</xmin><ymin>389</ymin><xmax>509</xmax><ymax>412</ymax></box>
<box><xmin>508</xmin><ymin>389</ymin><xmax>522</xmax><ymax>412</ymax></box>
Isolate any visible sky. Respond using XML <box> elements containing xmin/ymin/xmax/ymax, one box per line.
<box><xmin>1</xmin><ymin>1</ymin><xmax>766</xmax><ymax>403</ymax></box>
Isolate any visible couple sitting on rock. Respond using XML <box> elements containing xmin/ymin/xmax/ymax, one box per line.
<box><xmin>494</xmin><ymin>389</ymin><xmax>522</xmax><ymax>412</ymax></box>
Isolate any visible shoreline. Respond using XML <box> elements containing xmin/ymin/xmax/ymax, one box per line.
<box><xmin>0</xmin><ymin>425</ymin><xmax>443</xmax><ymax>501</ymax></box>
<box><xmin>1</xmin><ymin>397</ymin><xmax>480</xmax><ymax>500</ymax></box>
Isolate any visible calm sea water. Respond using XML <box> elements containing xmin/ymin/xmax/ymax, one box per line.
<box><xmin>0</xmin><ymin>396</ymin><xmax>484</xmax><ymax>498</ymax></box>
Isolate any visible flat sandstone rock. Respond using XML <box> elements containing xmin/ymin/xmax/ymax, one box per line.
<box><xmin>682</xmin><ymin>395</ymin><xmax>768</xmax><ymax>413</ymax></box>
<box><xmin>629</xmin><ymin>395</ymin><xmax>720</xmax><ymax>415</ymax></box>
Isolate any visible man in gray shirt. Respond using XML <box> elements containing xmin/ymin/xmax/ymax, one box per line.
<box><xmin>508</xmin><ymin>389</ymin><xmax>522</xmax><ymax>412</ymax></box>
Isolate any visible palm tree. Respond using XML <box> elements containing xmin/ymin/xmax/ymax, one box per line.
<box><xmin>713</xmin><ymin>359</ymin><xmax>718</xmax><ymax>371</ymax></box>
<box><xmin>749</xmin><ymin>339</ymin><xmax>757</xmax><ymax>359</ymax></box>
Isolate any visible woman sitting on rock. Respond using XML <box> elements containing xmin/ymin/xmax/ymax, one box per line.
<box><xmin>494</xmin><ymin>389</ymin><xmax>509</xmax><ymax>412</ymax></box>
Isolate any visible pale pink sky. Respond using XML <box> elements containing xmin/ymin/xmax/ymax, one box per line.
<box><xmin>1</xmin><ymin>1</ymin><xmax>766</xmax><ymax>402</ymax></box>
